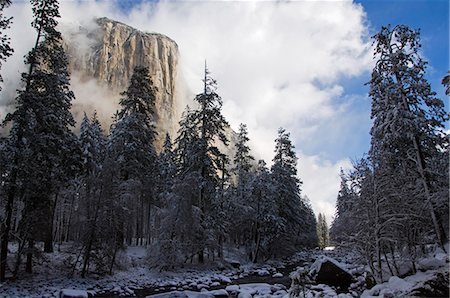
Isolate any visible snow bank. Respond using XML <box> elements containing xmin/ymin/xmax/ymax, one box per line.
<box><xmin>59</xmin><ymin>289</ymin><xmax>89</xmax><ymax>298</ymax></box>
<box><xmin>417</xmin><ymin>257</ymin><xmax>446</xmax><ymax>270</ymax></box>
<box><xmin>361</xmin><ymin>268</ymin><xmax>449</xmax><ymax>297</ymax></box>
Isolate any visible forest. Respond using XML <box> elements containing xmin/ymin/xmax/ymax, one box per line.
<box><xmin>0</xmin><ymin>0</ymin><xmax>449</xmax><ymax>296</ymax></box>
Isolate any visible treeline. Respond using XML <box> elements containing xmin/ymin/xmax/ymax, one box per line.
<box><xmin>0</xmin><ymin>0</ymin><xmax>317</xmax><ymax>280</ymax></box>
<box><xmin>330</xmin><ymin>25</ymin><xmax>449</xmax><ymax>282</ymax></box>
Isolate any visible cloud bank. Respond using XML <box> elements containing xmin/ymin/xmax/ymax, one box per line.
<box><xmin>0</xmin><ymin>0</ymin><xmax>373</xmax><ymax>223</ymax></box>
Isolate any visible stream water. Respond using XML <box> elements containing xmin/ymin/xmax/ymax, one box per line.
<box><xmin>95</xmin><ymin>260</ymin><xmax>309</xmax><ymax>298</ymax></box>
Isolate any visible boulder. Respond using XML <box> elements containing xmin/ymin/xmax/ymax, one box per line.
<box><xmin>309</xmin><ymin>256</ymin><xmax>353</xmax><ymax>289</ymax></box>
<box><xmin>229</xmin><ymin>260</ymin><xmax>241</xmax><ymax>269</ymax></box>
<box><xmin>408</xmin><ymin>271</ymin><xmax>449</xmax><ymax>297</ymax></box>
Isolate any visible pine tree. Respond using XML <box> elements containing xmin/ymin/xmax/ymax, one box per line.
<box><xmin>317</xmin><ymin>213</ymin><xmax>329</xmax><ymax>249</ymax></box>
<box><xmin>155</xmin><ymin>107</ymin><xmax>204</xmax><ymax>266</ymax></box>
<box><xmin>248</xmin><ymin>160</ymin><xmax>281</xmax><ymax>262</ymax></box>
<box><xmin>107</xmin><ymin>66</ymin><xmax>158</xmax><ymax>249</ymax></box>
<box><xmin>188</xmin><ymin>65</ymin><xmax>229</xmax><ymax>263</ymax></box>
<box><xmin>158</xmin><ymin>133</ymin><xmax>176</xmax><ymax>197</ymax></box>
<box><xmin>442</xmin><ymin>71</ymin><xmax>450</xmax><ymax>96</ymax></box>
<box><xmin>227</xmin><ymin>123</ymin><xmax>255</xmax><ymax>256</ymax></box>
<box><xmin>233</xmin><ymin>123</ymin><xmax>254</xmax><ymax>201</ymax></box>
<box><xmin>78</xmin><ymin>111</ymin><xmax>106</xmax><ymax>277</ymax></box>
<box><xmin>160</xmin><ymin>65</ymin><xmax>229</xmax><ymax>264</ymax></box>
<box><xmin>0</xmin><ymin>0</ymin><xmax>13</xmax><ymax>89</ymax></box>
<box><xmin>270</xmin><ymin>128</ymin><xmax>312</xmax><ymax>256</ymax></box>
<box><xmin>369</xmin><ymin>25</ymin><xmax>449</xmax><ymax>251</ymax></box>
<box><xmin>330</xmin><ymin>169</ymin><xmax>356</xmax><ymax>245</ymax></box>
<box><xmin>1</xmin><ymin>0</ymin><xmax>80</xmax><ymax>277</ymax></box>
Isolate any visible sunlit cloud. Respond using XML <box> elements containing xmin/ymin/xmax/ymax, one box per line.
<box><xmin>0</xmin><ymin>0</ymin><xmax>373</xmax><ymax>222</ymax></box>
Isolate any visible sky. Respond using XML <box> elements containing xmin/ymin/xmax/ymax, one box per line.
<box><xmin>0</xmin><ymin>0</ymin><xmax>448</xmax><ymax>224</ymax></box>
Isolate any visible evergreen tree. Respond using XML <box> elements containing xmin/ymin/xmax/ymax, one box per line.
<box><xmin>158</xmin><ymin>133</ymin><xmax>176</xmax><ymax>197</ymax></box>
<box><xmin>442</xmin><ymin>71</ymin><xmax>450</xmax><ymax>96</ymax></box>
<box><xmin>317</xmin><ymin>213</ymin><xmax>329</xmax><ymax>249</ymax></box>
<box><xmin>1</xmin><ymin>0</ymin><xmax>79</xmax><ymax>277</ymax></box>
<box><xmin>228</xmin><ymin>123</ymin><xmax>254</xmax><ymax>256</ymax></box>
<box><xmin>155</xmin><ymin>107</ymin><xmax>204</xmax><ymax>266</ymax></box>
<box><xmin>330</xmin><ymin>169</ymin><xmax>356</xmax><ymax>245</ymax></box>
<box><xmin>78</xmin><ymin>111</ymin><xmax>106</xmax><ymax>277</ymax></box>
<box><xmin>74</xmin><ymin>67</ymin><xmax>159</xmax><ymax>276</ymax></box>
<box><xmin>271</xmin><ymin>128</ymin><xmax>314</xmax><ymax>256</ymax></box>
<box><xmin>248</xmin><ymin>160</ymin><xmax>281</xmax><ymax>262</ymax></box>
<box><xmin>107</xmin><ymin>66</ymin><xmax>158</xmax><ymax>248</ymax></box>
<box><xmin>369</xmin><ymin>25</ymin><xmax>449</xmax><ymax>251</ymax></box>
<box><xmin>233</xmin><ymin>123</ymin><xmax>254</xmax><ymax>201</ymax></box>
<box><xmin>188</xmin><ymin>65</ymin><xmax>229</xmax><ymax>263</ymax></box>
<box><xmin>158</xmin><ymin>66</ymin><xmax>229</xmax><ymax>265</ymax></box>
<box><xmin>0</xmin><ymin>0</ymin><xmax>13</xmax><ymax>89</ymax></box>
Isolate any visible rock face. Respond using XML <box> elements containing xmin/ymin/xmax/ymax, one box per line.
<box><xmin>64</xmin><ymin>17</ymin><xmax>180</xmax><ymax>150</ymax></box>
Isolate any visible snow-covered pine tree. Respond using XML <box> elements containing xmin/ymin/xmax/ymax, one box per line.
<box><xmin>158</xmin><ymin>66</ymin><xmax>229</xmax><ymax>265</ymax></box>
<box><xmin>248</xmin><ymin>160</ymin><xmax>281</xmax><ymax>262</ymax></box>
<box><xmin>0</xmin><ymin>0</ymin><xmax>13</xmax><ymax>89</ymax></box>
<box><xmin>442</xmin><ymin>71</ymin><xmax>450</xmax><ymax>96</ymax></box>
<box><xmin>270</xmin><ymin>128</ymin><xmax>314</xmax><ymax>256</ymax></box>
<box><xmin>1</xmin><ymin>0</ymin><xmax>59</xmax><ymax>280</ymax></box>
<box><xmin>79</xmin><ymin>112</ymin><xmax>106</xmax><ymax>177</ymax></box>
<box><xmin>316</xmin><ymin>213</ymin><xmax>329</xmax><ymax>249</ymax></box>
<box><xmin>228</xmin><ymin>123</ymin><xmax>255</xmax><ymax>256</ymax></box>
<box><xmin>234</xmin><ymin>123</ymin><xmax>254</xmax><ymax>191</ymax></box>
<box><xmin>188</xmin><ymin>65</ymin><xmax>229</xmax><ymax>263</ymax></box>
<box><xmin>158</xmin><ymin>133</ymin><xmax>176</xmax><ymax>197</ymax></box>
<box><xmin>107</xmin><ymin>66</ymin><xmax>158</xmax><ymax>248</ymax></box>
<box><xmin>330</xmin><ymin>169</ymin><xmax>356</xmax><ymax>245</ymax></box>
<box><xmin>369</xmin><ymin>25</ymin><xmax>449</xmax><ymax>252</ymax></box>
<box><xmin>152</xmin><ymin>107</ymin><xmax>204</xmax><ymax>268</ymax></box>
<box><xmin>1</xmin><ymin>0</ymin><xmax>80</xmax><ymax>277</ymax></box>
<box><xmin>77</xmin><ymin>111</ymin><xmax>107</xmax><ymax>277</ymax></box>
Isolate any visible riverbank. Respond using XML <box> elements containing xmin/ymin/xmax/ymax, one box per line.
<box><xmin>0</xmin><ymin>243</ymin><xmax>448</xmax><ymax>297</ymax></box>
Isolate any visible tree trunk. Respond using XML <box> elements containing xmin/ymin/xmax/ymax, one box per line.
<box><xmin>412</xmin><ymin>137</ymin><xmax>446</xmax><ymax>251</ymax></box>
<box><xmin>25</xmin><ymin>239</ymin><xmax>34</xmax><ymax>273</ymax></box>
<box><xmin>81</xmin><ymin>236</ymin><xmax>93</xmax><ymax>278</ymax></box>
<box><xmin>0</xmin><ymin>177</ymin><xmax>16</xmax><ymax>281</ymax></box>
<box><xmin>44</xmin><ymin>194</ymin><xmax>58</xmax><ymax>253</ymax></box>
<box><xmin>198</xmin><ymin>250</ymin><xmax>204</xmax><ymax>264</ymax></box>
<box><xmin>12</xmin><ymin>237</ymin><xmax>26</xmax><ymax>279</ymax></box>
<box><xmin>383</xmin><ymin>249</ymin><xmax>394</xmax><ymax>277</ymax></box>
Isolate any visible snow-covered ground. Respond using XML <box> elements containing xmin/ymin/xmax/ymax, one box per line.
<box><xmin>0</xmin><ymin>243</ymin><xmax>287</xmax><ymax>297</ymax></box>
<box><xmin>0</xmin><ymin>243</ymin><xmax>448</xmax><ymax>298</ymax></box>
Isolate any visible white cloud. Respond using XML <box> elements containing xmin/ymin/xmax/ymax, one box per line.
<box><xmin>300</xmin><ymin>153</ymin><xmax>352</xmax><ymax>224</ymax></box>
<box><xmin>0</xmin><ymin>0</ymin><xmax>373</xmax><ymax>222</ymax></box>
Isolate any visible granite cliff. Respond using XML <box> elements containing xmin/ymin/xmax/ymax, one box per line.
<box><xmin>64</xmin><ymin>17</ymin><xmax>180</xmax><ymax>150</ymax></box>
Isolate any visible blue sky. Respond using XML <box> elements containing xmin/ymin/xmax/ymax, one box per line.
<box><xmin>323</xmin><ymin>0</ymin><xmax>449</xmax><ymax>162</ymax></box>
<box><xmin>357</xmin><ymin>0</ymin><xmax>449</xmax><ymax>109</ymax></box>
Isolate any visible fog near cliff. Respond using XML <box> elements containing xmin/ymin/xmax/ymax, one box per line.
<box><xmin>0</xmin><ymin>0</ymin><xmax>373</xmax><ymax>222</ymax></box>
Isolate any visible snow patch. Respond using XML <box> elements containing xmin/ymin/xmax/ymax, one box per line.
<box><xmin>60</xmin><ymin>289</ymin><xmax>89</xmax><ymax>298</ymax></box>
